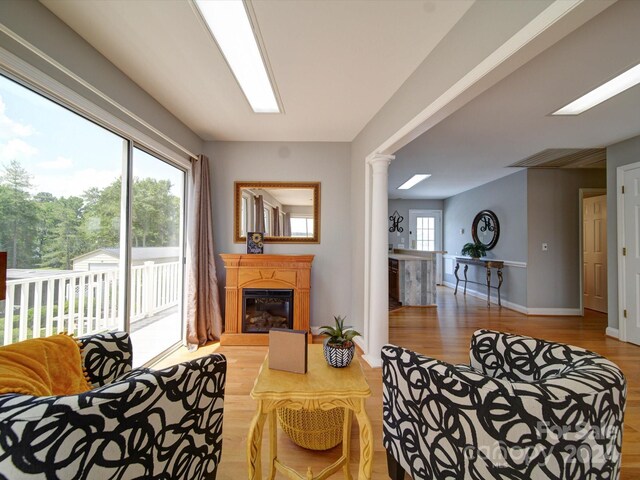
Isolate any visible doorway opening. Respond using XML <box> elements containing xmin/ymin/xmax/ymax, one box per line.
<box><xmin>580</xmin><ymin>188</ymin><xmax>607</xmax><ymax>316</ymax></box>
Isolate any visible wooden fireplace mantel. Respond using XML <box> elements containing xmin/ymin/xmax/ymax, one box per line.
<box><xmin>220</xmin><ymin>254</ymin><xmax>314</xmax><ymax>345</ymax></box>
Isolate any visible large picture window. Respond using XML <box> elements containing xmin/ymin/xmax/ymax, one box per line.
<box><xmin>0</xmin><ymin>73</ymin><xmax>186</xmax><ymax>366</ymax></box>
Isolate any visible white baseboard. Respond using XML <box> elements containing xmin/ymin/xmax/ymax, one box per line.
<box><xmin>527</xmin><ymin>307</ymin><xmax>582</xmax><ymax>316</ymax></box>
<box><xmin>442</xmin><ymin>282</ymin><xmax>583</xmax><ymax>316</ymax></box>
<box><xmin>442</xmin><ymin>281</ymin><xmax>527</xmax><ymax>314</ymax></box>
<box><xmin>605</xmin><ymin>327</ymin><xmax>619</xmax><ymax>339</ymax></box>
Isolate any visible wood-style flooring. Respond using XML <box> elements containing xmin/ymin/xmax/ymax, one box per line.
<box><xmin>157</xmin><ymin>287</ymin><xmax>640</xmax><ymax>479</ymax></box>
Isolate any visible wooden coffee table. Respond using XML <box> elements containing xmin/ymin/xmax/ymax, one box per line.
<box><xmin>248</xmin><ymin>344</ymin><xmax>372</xmax><ymax>480</ymax></box>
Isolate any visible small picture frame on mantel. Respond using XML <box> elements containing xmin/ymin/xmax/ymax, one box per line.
<box><xmin>247</xmin><ymin>232</ymin><xmax>264</xmax><ymax>254</ymax></box>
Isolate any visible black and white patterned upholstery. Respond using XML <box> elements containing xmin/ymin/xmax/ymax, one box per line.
<box><xmin>382</xmin><ymin>329</ymin><xmax>627</xmax><ymax>480</ymax></box>
<box><xmin>0</xmin><ymin>332</ymin><xmax>226</xmax><ymax>480</ymax></box>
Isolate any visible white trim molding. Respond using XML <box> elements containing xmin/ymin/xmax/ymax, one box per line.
<box><xmin>606</xmin><ymin>327</ymin><xmax>619</xmax><ymax>339</ymax></box>
<box><xmin>442</xmin><ymin>254</ymin><xmax>527</xmax><ymax>269</ymax></box>
<box><xmin>527</xmin><ymin>307</ymin><xmax>582</xmax><ymax>316</ymax></box>
<box><xmin>378</xmin><ymin>0</ymin><xmax>597</xmax><ymax>154</ymax></box>
<box><xmin>442</xmin><ymin>283</ymin><xmax>582</xmax><ymax>316</ymax></box>
<box><xmin>615</xmin><ymin>162</ymin><xmax>640</xmax><ymax>343</ymax></box>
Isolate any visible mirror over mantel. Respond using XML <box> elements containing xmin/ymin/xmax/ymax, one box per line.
<box><xmin>234</xmin><ymin>182</ymin><xmax>321</xmax><ymax>244</ymax></box>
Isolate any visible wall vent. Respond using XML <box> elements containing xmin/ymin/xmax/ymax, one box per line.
<box><xmin>509</xmin><ymin>148</ymin><xmax>606</xmax><ymax>169</ymax></box>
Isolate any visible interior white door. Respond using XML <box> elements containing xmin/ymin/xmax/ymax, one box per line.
<box><xmin>623</xmin><ymin>165</ymin><xmax>640</xmax><ymax>345</ymax></box>
<box><xmin>583</xmin><ymin>195</ymin><xmax>607</xmax><ymax>313</ymax></box>
<box><xmin>408</xmin><ymin>209</ymin><xmax>443</xmax><ymax>284</ymax></box>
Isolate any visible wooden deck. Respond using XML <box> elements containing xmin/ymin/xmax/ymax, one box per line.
<box><xmin>158</xmin><ymin>286</ymin><xmax>640</xmax><ymax>479</ymax></box>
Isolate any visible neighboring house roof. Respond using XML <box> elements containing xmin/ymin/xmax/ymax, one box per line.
<box><xmin>7</xmin><ymin>269</ymin><xmax>74</xmax><ymax>280</ymax></box>
<box><xmin>72</xmin><ymin>247</ymin><xmax>181</xmax><ymax>263</ymax></box>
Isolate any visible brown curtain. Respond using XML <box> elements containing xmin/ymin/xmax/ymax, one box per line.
<box><xmin>186</xmin><ymin>154</ymin><xmax>222</xmax><ymax>349</ymax></box>
<box><xmin>273</xmin><ymin>206</ymin><xmax>280</xmax><ymax>235</ymax></box>
<box><xmin>254</xmin><ymin>195</ymin><xmax>265</xmax><ymax>232</ymax></box>
<box><xmin>283</xmin><ymin>212</ymin><xmax>291</xmax><ymax>236</ymax></box>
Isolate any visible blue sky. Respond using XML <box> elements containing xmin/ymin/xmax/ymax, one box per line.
<box><xmin>0</xmin><ymin>74</ymin><xmax>183</xmax><ymax>198</ymax></box>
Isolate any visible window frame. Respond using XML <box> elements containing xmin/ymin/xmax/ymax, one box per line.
<box><xmin>0</xmin><ymin>60</ymin><xmax>192</xmax><ymax>365</ymax></box>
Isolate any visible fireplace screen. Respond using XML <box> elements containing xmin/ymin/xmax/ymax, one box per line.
<box><xmin>242</xmin><ymin>289</ymin><xmax>294</xmax><ymax>333</ymax></box>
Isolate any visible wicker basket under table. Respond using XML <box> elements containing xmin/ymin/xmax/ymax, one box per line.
<box><xmin>277</xmin><ymin>406</ymin><xmax>345</xmax><ymax>450</ymax></box>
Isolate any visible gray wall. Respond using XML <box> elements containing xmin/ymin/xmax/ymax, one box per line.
<box><xmin>606</xmin><ymin>134</ymin><xmax>640</xmax><ymax>330</ymax></box>
<box><xmin>443</xmin><ymin>170</ymin><xmax>528</xmax><ymax>307</ymax></box>
<box><xmin>205</xmin><ymin>141</ymin><xmax>351</xmax><ymax>328</ymax></box>
<box><xmin>387</xmin><ymin>199</ymin><xmax>444</xmax><ymax>249</ymax></box>
<box><xmin>527</xmin><ymin>169</ymin><xmax>605</xmax><ymax>309</ymax></box>
<box><xmin>0</xmin><ymin>0</ymin><xmax>202</xmax><ymax>157</ymax></box>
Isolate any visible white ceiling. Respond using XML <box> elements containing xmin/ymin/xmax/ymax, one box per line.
<box><xmin>261</xmin><ymin>188</ymin><xmax>313</xmax><ymax>207</ymax></box>
<box><xmin>38</xmin><ymin>0</ymin><xmax>640</xmax><ymax>200</ymax></box>
<box><xmin>40</xmin><ymin>0</ymin><xmax>473</xmax><ymax>142</ymax></box>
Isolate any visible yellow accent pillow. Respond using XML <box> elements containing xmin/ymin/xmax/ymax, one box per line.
<box><xmin>0</xmin><ymin>334</ymin><xmax>93</xmax><ymax>397</ymax></box>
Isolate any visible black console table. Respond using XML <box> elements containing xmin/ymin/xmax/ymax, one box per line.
<box><xmin>454</xmin><ymin>257</ymin><xmax>504</xmax><ymax>306</ymax></box>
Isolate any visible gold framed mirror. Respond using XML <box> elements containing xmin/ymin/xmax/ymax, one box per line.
<box><xmin>234</xmin><ymin>181</ymin><xmax>320</xmax><ymax>243</ymax></box>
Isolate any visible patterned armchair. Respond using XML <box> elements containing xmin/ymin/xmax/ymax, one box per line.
<box><xmin>382</xmin><ymin>330</ymin><xmax>626</xmax><ymax>480</ymax></box>
<box><xmin>0</xmin><ymin>332</ymin><xmax>226</xmax><ymax>480</ymax></box>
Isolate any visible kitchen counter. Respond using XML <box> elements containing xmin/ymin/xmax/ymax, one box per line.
<box><xmin>388</xmin><ymin>254</ymin><xmax>436</xmax><ymax>306</ymax></box>
<box><xmin>388</xmin><ymin>253</ymin><xmax>430</xmax><ymax>261</ymax></box>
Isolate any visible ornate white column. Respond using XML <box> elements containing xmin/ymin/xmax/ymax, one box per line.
<box><xmin>363</xmin><ymin>153</ymin><xmax>394</xmax><ymax>368</ymax></box>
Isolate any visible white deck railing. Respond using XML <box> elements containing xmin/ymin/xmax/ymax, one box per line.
<box><xmin>1</xmin><ymin>261</ymin><xmax>180</xmax><ymax>346</ymax></box>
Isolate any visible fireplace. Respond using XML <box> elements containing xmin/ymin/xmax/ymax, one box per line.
<box><xmin>242</xmin><ymin>289</ymin><xmax>294</xmax><ymax>333</ymax></box>
<box><xmin>219</xmin><ymin>254</ymin><xmax>314</xmax><ymax>345</ymax></box>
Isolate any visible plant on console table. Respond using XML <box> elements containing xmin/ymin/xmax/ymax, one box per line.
<box><xmin>319</xmin><ymin>316</ymin><xmax>361</xmax><ymax>368</ymax></box>
<box><xmin>461</xmin><ymin>242</ymin><xmax>487</xmax><ymax>259</ymax></box>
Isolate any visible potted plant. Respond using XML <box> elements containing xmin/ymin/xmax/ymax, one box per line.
<box><xmin>319</xmin><ymin>315</ymin><xmax>361</xmax><ymax>368</ymax></box>
<box><xmin>461</xmin><ymin>242</ymin><xmax>487</xmax><ymax>259</ymax></box>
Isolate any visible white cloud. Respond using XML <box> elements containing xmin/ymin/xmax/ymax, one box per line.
<box><xmin>37</xmin><ymin>156</ymin><xmax>73</xmax><ymax>170</ymax></box>
<box><xmin>0</xmin><ymin>138</ymin><xmax>38</xmax><ymax>162</ymax></box>
<box><xmin>0</xmin><ymin>95</ymin><xmax>34</xmax><ymax>139</ymax></box>
<box><xmin>32</xmin><ymin>168</ymin><xmax>120</xmax><ymax>197</ymax></box>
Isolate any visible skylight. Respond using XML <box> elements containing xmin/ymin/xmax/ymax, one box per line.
<box><xmin>397</xmin><ymin>174</ymin><xmax>431</xmax><ymax>190</ymax></box>
<box><xmin>195</xmin><ymin>0</ymin><xmax>280</xmax><ymax>113</ymax></box>
<box><xmin>553</xmin><ymin>63</ymin><xmax>640</xmax><ymax>115</ymax></box>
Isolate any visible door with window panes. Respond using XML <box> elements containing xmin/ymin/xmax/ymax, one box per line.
<box><xmin>409</xmin><ymin>210</ymin><xmax>443</xmax><ymax>284</ymax></box>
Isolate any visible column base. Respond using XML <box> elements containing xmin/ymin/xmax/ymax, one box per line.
<box><xmin>361</xmin><ymin>354</ymin><xmax>383</xmax><ymax>368</ymax></box>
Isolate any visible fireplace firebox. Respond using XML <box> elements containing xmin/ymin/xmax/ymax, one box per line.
<box><xmin>242</xmin><ymin>289</ymin><xmax>294</xmax><ymax>333</ymax></box>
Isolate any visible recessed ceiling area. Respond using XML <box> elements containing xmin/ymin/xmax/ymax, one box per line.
<box><xmin>509</xmin><ymin>148</ymin><xmax>606</xmax><ymax>169</ymax></box>
<box><xmin>40</xmin><ymin>0</ymin><xmax>473</xmax><ymax>142</ymax></box>
<box><xmin>389</xmin><ymin>0</ymin><xmax>640</xmax><ymax>200</ymax></box>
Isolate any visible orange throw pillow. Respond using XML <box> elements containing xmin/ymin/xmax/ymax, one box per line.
<box><xmin>0</xmin><ymin>333</ymin><xmax>92</xmax><ymax>397</ymax></box>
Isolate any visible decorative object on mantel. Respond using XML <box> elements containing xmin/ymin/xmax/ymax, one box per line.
<box><xmin>461</xmin><ymin>242</ymin><xmax>487</xmax><ymax>259</ymax></box>
<box><xmin>246</xmin><ymin>232</ymin><xmax>264</xmax><ymax>254</ymax></box>
<box><xmin>320</xmin><ymin>316</ymin><xmax>361</xmax><ymax>368</ymax></box>
<box><xmin>388</xmin><ymin>210</ymin><xmax>404</xmax><ymax>233</ymax></box>
<box><xmin>471</xmin><ymin>209</ymin><xmax>500</xmax><ymax>250</ymax></box>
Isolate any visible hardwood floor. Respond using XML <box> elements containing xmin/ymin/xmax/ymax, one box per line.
<box><xmin>158</xmin><ymin>287</ymin><xmax>640</xmax><ymax>479</ymax></box>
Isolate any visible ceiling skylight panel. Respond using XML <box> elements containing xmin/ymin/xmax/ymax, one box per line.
<box><xmin>553</xmin><ymin>63</ymin><xmax>640</xmax><ymax>115</ymax></box>
<box><xmin>196</xmin><ymin>0</ymin><xmax>280</xmax><ymax>113</ymax></box>
<box><xmin>397</xmin><ymin>174</ymin><xmax>431</xmax><ymax>190</ymax></box>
